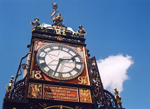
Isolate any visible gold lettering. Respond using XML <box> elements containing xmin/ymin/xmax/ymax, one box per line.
<box><xmin>51</xmin><ymin>89</ymin><xmax>55</xmax><ymax>92</ymax></box>
<box><xmin>59</xmin><ymin>93</ymin><xmax>66</xmax><ymax>96</ymax></box>
<box><xmin>56</xmin><ymin>90</ymin><xmax>60</xmax><ymax>92</ymax></box>
<box><xmin>67</xmin><ymin>91</ymin><xmax>70</xmax><ymax>94</ymax></box>
<box><xmin>67</xmin><ymin>94</ymin><xmax>75</xmax><ymax>97</ymax></box>
<box><xmin>61</xmin><ymin>90</ymin><xmax>66</xmax><ymax>93</ymax></box>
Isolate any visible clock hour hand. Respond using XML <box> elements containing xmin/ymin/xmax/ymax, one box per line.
<box><xmin>54</xmin><ymin>58</ymin><xmax>63</xmax><ymax>76</ymax></box>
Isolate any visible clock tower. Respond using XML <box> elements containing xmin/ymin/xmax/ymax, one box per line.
<box><xmin>3</xmin><ymin>3</ymin><xmax>124</xmax><ymax>109</ymax></box>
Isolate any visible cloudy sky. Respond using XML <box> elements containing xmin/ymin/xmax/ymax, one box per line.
<box><xmin>97</xmin><ymin>54</ymin><xmax>134</xmax><ymax>93</ymax></box>
<box><xmin>0</xmin><ymin>0</ymin><xmax>150</xmax><ymax>109</ymax></box>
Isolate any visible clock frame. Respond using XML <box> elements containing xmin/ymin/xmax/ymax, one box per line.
<box><xmin>30</xmin><ymin>39</ymin><xmax>90</xmax><ymax>85</ymax></box>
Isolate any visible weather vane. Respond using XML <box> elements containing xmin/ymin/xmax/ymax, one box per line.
<box><xmin>51</xmin><ymin>3</ymin><xmax>64</xmax><ymax>26</ymax></box>
<box><xmin>51</xmin><ymin>3</ymin><xmax>59</xmax><ymax>18</ymax></box>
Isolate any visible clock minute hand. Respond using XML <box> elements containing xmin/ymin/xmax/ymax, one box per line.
<box><xmin>61</xmin><ymin>55</ymin><xmax>77</xmax><ymax>61</ymax></box>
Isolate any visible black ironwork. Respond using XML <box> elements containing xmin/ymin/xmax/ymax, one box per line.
<box><xmin>11</xmin><ymin>78</ymin><xmax>26</xmax><ymax>100</ymax></box>
<box><xmin>14</xmin><ymin>53</ymin><xmax>30</xmax><ymax>84</ymax></box>
<box><xmin>4</xmin><ymin>52</ymin><xmax>29</xmax><ymax>100</ymax></box>
<box><xmin>88</xmin><ymin>56</ymin><xmax>122</xmax><ymax>109</ymax></box>
<box><xmin>32</xmin><ymin>31</ymin><xmax>86</xmax><ymax>46</ymax></box>
<box><xmin>3</xmin><ymin>53</ymin><xmax>30</xmax><ymax>108</ymax></box>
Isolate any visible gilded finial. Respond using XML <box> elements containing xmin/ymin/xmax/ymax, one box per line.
<box><xmin>114</xmin><ymin>88</ymin><xmax>122</xmax><ymax>108</ymax></box>
<box><xmin>60</xmin><ymin>105</ymin><xmax>63</xmax><ymax>109</ymax></box>
<box><xmin>6</xmin><ymin>76</ymin><xmax>14</xmax><ymax>93</ymax></box>
<box><xmin>30</xmin><ymin>17</ymin><xmax>41</xmax><ymax>28</ymax></box>
<box><xmin>77</xmin><ymin>25</ymin><xmax>86</xmax><ymax>38</ymax></box>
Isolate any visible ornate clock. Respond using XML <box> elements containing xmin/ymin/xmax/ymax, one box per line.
<box><xmin>36</xmin><ymin>43</ymin><xmax>84</xmax><ymax>80</ymax></box>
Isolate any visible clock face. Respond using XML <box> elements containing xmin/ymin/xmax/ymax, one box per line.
<box><xmin>36</xmin><ymin>43</ymin><xmax>84</xmax><ymax>80</ymax></box>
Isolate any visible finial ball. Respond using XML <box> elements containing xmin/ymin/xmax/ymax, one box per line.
<box><xmin>11</xmin><ymin>76</ymin><xmax>14</xmax><ymax>79</ymax></box>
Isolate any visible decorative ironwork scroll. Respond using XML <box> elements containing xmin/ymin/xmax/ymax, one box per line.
<box><xmin>11</xmin><ymin>78</ymin><xmax>26</xmax><ymax>100</ymax></box>
<box><xmin>14</xmin><ymin>53</ymin><xmax>30</xmax><ymax>84</ymax></box>
<box><xmin>88</xmin><ymin>56</ymin><xmax>120</xmax><ymax>108</ymax></box>
<box><xmin>4</xmin><ymin>77</ymin><xmax>26</xmax><ymax>101</ymax></box>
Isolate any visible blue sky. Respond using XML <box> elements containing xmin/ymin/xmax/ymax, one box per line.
<box><xmin>0</xmin><ymin>0</ymin><xmax>150</xmax><ymax>109</ymax></box>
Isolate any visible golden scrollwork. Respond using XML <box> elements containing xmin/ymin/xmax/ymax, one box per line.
<box><xmin>28</xmin><ymin>83</ymin><xmax>42</xmax><ymax>99</ymax></box>
<box><xmin>79</xmin><ymin>88</ymin><xmax>91</xmax><ymax>103</ymax></box>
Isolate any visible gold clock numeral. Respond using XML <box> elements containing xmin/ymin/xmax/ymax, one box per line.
<box><xmin>32</xmin><ymin>71</ymin><xmax>42</xmax><ymax>79</ymax></box>
<box><xmin>31</xmin><ymin>70</ymin><xmax>35</xmax><ymax>78</ymax></box>
<box><xmin>78</xmin><ymin>76</ymin><xmax>87</xmax><ymax>84</ymax></box>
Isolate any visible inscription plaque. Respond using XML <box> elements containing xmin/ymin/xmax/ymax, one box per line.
<box><xmin>43</xmin><ymin>84</ymin><xmax>79</xmax><ymax>102</ymax></box>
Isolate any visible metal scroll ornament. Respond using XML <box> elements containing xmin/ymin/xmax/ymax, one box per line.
<box><xmin>88</xmin><ymin>57</ymin><xmax>119</xmax><ymax>108</ymax></box>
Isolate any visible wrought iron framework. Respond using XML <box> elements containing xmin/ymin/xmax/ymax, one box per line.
<box><xmin>87</xmin><ymin>56</ymin><xmax>121</xmax><ymax>109</ymax></box>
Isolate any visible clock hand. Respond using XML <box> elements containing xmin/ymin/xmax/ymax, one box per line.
<box><xmin>54</xmin><ymin>58</ymin><xmax>63</xmax><ymax>76</ymax></box>
<box><xmin>61</xmin><ymin>55</ymin><xmax>77</xmax><ymax>61</ymax></box>
<box><xmin>54</xmin><ymin>56</ymin><xmax>77</xmax><ymax>75</ymax></box>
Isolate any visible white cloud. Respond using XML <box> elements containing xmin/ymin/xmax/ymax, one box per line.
<box><xmin>97</xmin><ymin>54</ymin><xmax>134</xmax><ymax>93</ymax></box>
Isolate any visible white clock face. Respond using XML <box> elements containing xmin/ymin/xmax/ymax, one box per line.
<box><xmin>36</xmin><ymin>43</ymin><xmax>84</xmax><ymax>80</ymax></box>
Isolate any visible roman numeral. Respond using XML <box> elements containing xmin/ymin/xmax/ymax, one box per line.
<box><xmin>40</xmin><ymin>63</ymin><xmax>47</xmax><ymax>68</ymax></box>
<box><xmin>69</xmin><ymin>72</ymin><xmax>72</xmax><ymax>76</ymax></box>
<box><xmin>38</xmin><ymin>57</ymin><xmax>45</xmax><ymax>60</ymax></box>
<box><xmin>50</xmin><ymin>46</ymin><xmax>54</xmax><ymax>50</ymax></box>
<box><xmin>59</xmin><ymin>73</ymin><xmax>63</xmax><ymax>77</ymax></box>
<box><xmin>75</xmin><ymin>62</ymin><xmax>83</xmax><ymax>65</ymax></box>
<box><xmin>74</xmin><ymin>67</ymin><xmax>80</xmax><ymax>72</ymax></box>
<box><xmin>67</xmin><ymin>48</ymin><xmax>72</xmax><ymax>53</ymax></box>
<box><xmin>58</xmin><ymin>45</ymin><xmax>62</xmax><ymax>50</ymax></box>
<box><xmin>47</xmin><ymin>69</ymin><xmax>54</xmax><ymax>74</ymax></box>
